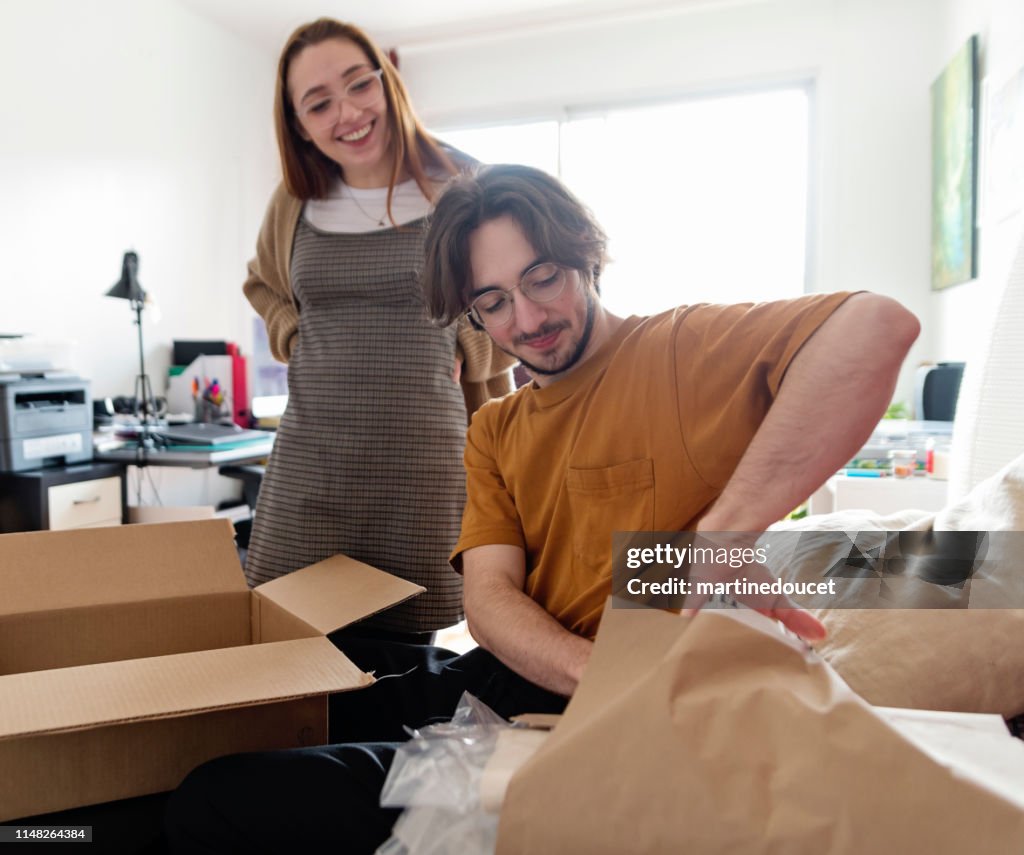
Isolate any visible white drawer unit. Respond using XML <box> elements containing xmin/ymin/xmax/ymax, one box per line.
<box><xmin>47</xmin><ymin>476</ymin><xmax>123</xmax><ymax>530</ymax></box>
<box><xmin>0</xmin><ymin>462</ymin><xmax>125</xmax><ymax>532</ymax></box>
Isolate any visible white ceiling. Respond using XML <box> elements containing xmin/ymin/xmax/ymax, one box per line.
<box><xmin>174</xmin><ymin>0</ymin><xmax>757</xmax><ymax>54</ymax></box>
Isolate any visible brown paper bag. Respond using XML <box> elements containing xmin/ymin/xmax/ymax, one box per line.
<box><xmin>497</xmin><ymin>600</ymin><xmax>1024</xmax><ymax>854</ymax></box>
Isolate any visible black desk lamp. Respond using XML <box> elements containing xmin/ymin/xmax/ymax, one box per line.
<box><xmin>105</xmin><ymin>251</ymin><xmax>157</xmax><ymax>426</ymax></box>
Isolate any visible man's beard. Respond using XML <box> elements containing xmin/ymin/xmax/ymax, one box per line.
<box><xmin>510</xmin><ymin>289</ymin><xmax>597</xmax><ymax>378</ymax></box>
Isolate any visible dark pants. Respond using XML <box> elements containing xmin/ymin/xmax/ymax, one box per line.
<box><xmin>165</xmin><ymin>639</ymin><xmax>566</xmax><ymax>855</ymax></box>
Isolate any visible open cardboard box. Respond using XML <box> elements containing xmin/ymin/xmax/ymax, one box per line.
<box><xmin>0</xmin><ymin>519</ymin><xmax>423</xmax><ymax>821</ymax></box>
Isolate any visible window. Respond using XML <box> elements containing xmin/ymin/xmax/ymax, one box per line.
<box><xmin>440</xmin><ymin>85</ymin><xmax>812</xmax><ymax>317</ymax></box>
<box><xmin>443</xmin><ymin>120</ymin><xmax>560</xmax><ymax>175</ymax></box>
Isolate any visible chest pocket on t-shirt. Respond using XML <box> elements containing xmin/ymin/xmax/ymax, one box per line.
<box><xmin>565</xmin><ymin>459</ymin><xmax>655</xmax><ymax>572</ymax></box>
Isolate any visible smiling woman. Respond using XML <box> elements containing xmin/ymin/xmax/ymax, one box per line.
<box><xmin>242</xmin><ymin>18</ymin><xmax>515</xmax><ymax>637</ymax></box>
<box><xmin>287</xmin><ymin>41</ymin><xmax>393</xmax><ymax>189</ymax></box>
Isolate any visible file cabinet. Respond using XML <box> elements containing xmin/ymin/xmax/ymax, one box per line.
<box><xmin>0</xmin><ymin>462</ymin><xmax>126</xmax><ymax>532</ymax></box>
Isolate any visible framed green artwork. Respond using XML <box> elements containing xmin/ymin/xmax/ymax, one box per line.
<box><xmin>931</xmin><ymin>35</ymin><xmax>979</xmax><ymax>291</ymax></box>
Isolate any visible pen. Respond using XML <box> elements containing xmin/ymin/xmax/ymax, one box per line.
<box><xmin>843</xmin><ymin>469</ymin><xmax>888</xmax><ymax>478</ymax></box>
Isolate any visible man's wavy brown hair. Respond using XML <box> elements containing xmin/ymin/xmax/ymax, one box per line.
<box><xmin>421</xmin><ymin>164</ymin><xmax>608</xmax><ymax>326</ymax></box>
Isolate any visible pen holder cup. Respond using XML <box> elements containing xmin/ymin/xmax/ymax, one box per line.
<box><xmin>194</xmin><ymin>398</ymin><xmax>225</xmax><ymax>424</ymax></box>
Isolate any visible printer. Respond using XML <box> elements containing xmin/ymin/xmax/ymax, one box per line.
<box><xmin>0</xmin><ymin>373</ymin><xmax>92</xmax><ymax>472</ymax></box>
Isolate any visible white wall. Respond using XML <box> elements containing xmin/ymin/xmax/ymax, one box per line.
<box><xmin>934</xmin><ymin>0</ymin><xmax>1024</xmax><ymax>362</ymax></box>
<box><xmin>398</xmin><ymin>0</ymin><xmax>977</xmax><ymax>409</ymax></box>
<box><xmin>0</xmin><ymin>0</ymin><xmax>278</xmax><ymax>400</ymax></box>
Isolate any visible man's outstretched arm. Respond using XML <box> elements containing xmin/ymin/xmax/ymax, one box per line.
<box><xmin>691</xmin><ymin>293</ymin><xmax>918</xmax><ymax>639</ymax></box>
<box><xmin>698</xmin><ymin>292</ymin><xmax>920</xmax><ymax>535</ymax></box>
<box><xmin>462</xmin><ymin>543</ymin><xmax>593</xmax><ymax>697</ymax></box>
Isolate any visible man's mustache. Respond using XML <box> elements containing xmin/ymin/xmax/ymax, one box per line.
<box><xmin>514</xmin><ymin>321</ymin><xmax>570</xmax><ymax>346</ymax></box>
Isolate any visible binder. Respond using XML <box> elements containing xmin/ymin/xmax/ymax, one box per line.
<box><xmin>225</xmin><ymin>343</ymin><xmax>250</xmax><ymax>428</ymax></box>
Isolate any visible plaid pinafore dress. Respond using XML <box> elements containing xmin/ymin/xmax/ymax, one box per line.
<box><xmin>245</xmin><ymin>217</ymin><xmax>466</xmax><ymax>633</ymax></box>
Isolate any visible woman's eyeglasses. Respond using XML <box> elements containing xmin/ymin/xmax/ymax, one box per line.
<box><xmin>296</xmin><ymin>69</ymin><xmax>384</xmax><ymax>130</ymax></box>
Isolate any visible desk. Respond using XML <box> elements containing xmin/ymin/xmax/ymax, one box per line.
<box><xmin>94</xmin><ymin>438</ymin><xmax>273</xmax><ymax>511</ymax></box>
<box><xmin>94</xmin><ymin>437</ymin><xmax>274</xmax><ymax>469</ymax></box>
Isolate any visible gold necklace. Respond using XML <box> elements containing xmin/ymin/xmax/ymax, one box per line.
<box><xmin>346</xmin><ymin>186</ymin><xmax>387</xmax><ymax>227</ymax></box>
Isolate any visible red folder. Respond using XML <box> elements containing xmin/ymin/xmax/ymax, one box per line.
<box><xmin>225</xmin><ymin>343</ymin><xmax>250</xmax><ymax>428</ymax></box>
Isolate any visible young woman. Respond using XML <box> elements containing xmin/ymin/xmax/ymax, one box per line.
<box><xmin>244</xmin><ymin>18</ymin><xmax>513</xmax><ymax>638</ymax></box>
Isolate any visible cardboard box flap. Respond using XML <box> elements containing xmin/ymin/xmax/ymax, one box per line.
<box><xmin>0</xmin><ymin>520</ymin><xmax>246</xmax><ymax>617</ymax></box>
<box><xmin>0</xmin><ymin>637</ymin><xmax>369</xmax><ymax>740</ymax></box>
<box><xmin>254</xmin><ymin>553</ymin><xmax>425</xmax><ymax>634</ymax></box>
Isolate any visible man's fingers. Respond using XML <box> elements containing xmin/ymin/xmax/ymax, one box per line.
<box><xmin>767</xmin><ymin>608</ymin><xmax>827</xmax><ymax>643</ymax></box>
<box><xmin>682</xmin><ymin>603</ymin><xmax>826</xmax><ymax>643</ymax></box>
<box><xmin>665</xmin><ymin>531</ymin><xmax>827</xmax><ymax>643</ymax></box>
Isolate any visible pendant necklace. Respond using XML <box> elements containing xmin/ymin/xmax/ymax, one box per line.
<box><xmin>347</xmin><ymin>187</ymin><xmax>388</xmax><ymax>227</ymax></box>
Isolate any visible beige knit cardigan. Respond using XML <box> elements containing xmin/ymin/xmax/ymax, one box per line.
<box><xmin>242</xmin><ymin>182</ymin><xmax>515</xmax><ymax>417</ymax></box>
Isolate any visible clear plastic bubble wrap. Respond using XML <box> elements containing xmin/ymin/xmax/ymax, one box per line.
<box><xmin>375</xmin><ymin>692</ymin><xmax>509</xmax><ymax>855</ymax></box>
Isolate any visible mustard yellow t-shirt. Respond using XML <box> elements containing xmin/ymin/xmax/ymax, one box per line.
<box><xmin>453</xmin><ymin>294</ymin><xmax>853</xmax><ymax>639</ymax></box>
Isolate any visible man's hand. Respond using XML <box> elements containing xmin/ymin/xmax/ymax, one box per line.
<box><xmin>681</xmin><ymin>529</ymin><xmax>827</xmax><ymax>643</ymax></box>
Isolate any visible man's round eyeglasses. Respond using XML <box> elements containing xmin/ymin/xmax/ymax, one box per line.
<box><xmin>468</xmin><ymin>263</ymin><xmax>572</xmax><ymax>329</ymax></box>
<box><xmin>297</xmin><ymin>69</ymin><xmax>385</xmax><ymax>130</ymax></box>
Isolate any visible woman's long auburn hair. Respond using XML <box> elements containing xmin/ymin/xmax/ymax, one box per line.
<box><xmin>273</xmin><ymin>18</ymin><xmax>460</xmax><ymax>220</ymax></box>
